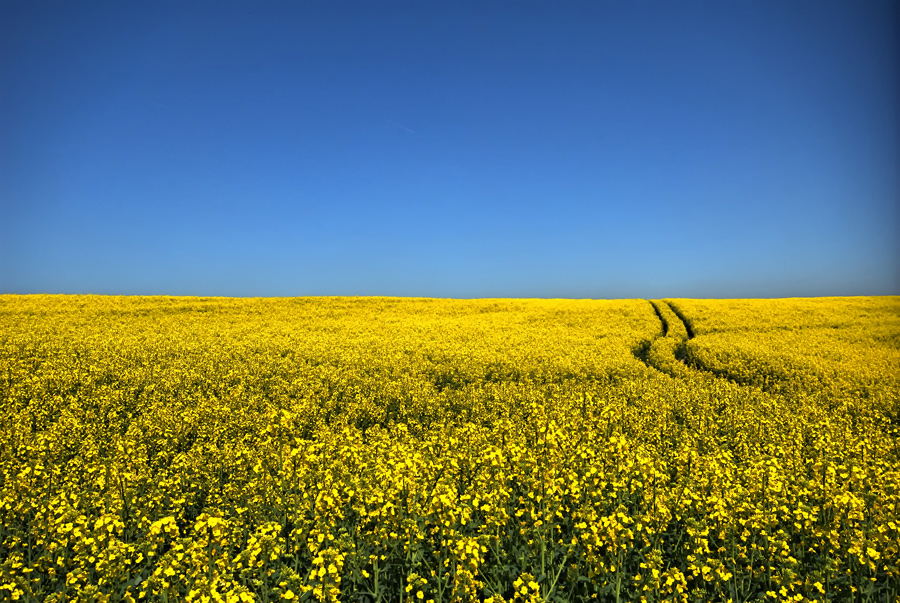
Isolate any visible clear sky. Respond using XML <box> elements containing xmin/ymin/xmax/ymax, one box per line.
<box><xmin>2</xmin><ymin>1</ymin><xmax>898</xmax><ymax>298</ymax></box>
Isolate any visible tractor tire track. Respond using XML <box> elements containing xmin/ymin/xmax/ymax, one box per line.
<box><xmin>633</xmin><ymin>300</ymin><xmax>720</xmax><ymax>382</ymax></box>
<box><xmin>632</xmin><ymin>300</ymin><xmax>690</xmax><ymax>378</ymax></box>
<box><xmin>635</xmin><ymin>300</ymin><xmax>768</xmax><ymax>394</ymax></box>
<box><xmin>664</xmin><ymin>300</ymin><xmax>694</xmax><ymax>340</ymax></box>
<box><xmin>649</xmin><ymin>300</ymin><xmax>669</xmax><ymax>337</ymax></box>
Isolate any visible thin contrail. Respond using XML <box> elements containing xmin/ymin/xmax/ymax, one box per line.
<box><xmin>389</xmin><ymin>121</ymin><xmax>416</xmax><ymax>133</ymax></box>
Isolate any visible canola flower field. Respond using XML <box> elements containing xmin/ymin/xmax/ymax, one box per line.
<box><xmin>1</xmin><ymin>295</ymin><xmax>898</xmax><ymax>603</ymax></box>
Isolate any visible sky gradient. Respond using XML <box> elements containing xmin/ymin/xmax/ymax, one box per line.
<box><xmin>2</xmin><ymin>1</ymin><xmax>898</xmax><ymax>298</ymax></box>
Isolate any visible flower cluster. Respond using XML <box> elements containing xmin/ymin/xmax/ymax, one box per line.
<box><xmin>0</xmin><ymin>294</ymin><xmax>897</xmax><ymax>602</ymax></box>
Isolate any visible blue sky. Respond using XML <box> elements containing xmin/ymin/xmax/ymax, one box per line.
<box><xmin>2</xmin><ymin>1</ymin><xmax>897</xmax><ymax>298</ymax></box>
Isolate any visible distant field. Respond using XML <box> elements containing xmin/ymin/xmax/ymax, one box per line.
<box><xmin>1</xmin><ymin>295</ymin><xmax>898</xmax><ymax>602</ymax></box>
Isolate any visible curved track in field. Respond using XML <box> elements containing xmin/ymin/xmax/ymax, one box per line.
<box><xmin>632</xmin><ymin>300</ymin><xmax>701</xmax><ymax>379</ymax></box>
<box><xmin>634</xmin><ymin>300</ymin><xmax>764</xmax><ymax>394</ymax></box>
<box><xmin>664</xmin><ymin>300</ymin><xmax>694</xmax><ymax>340</ymax></box>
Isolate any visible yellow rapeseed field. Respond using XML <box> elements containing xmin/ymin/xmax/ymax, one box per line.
<box><xmin>1</xmin><ymin>295</ymin><xmax>897</xmax><ymax>602</ymax></box>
